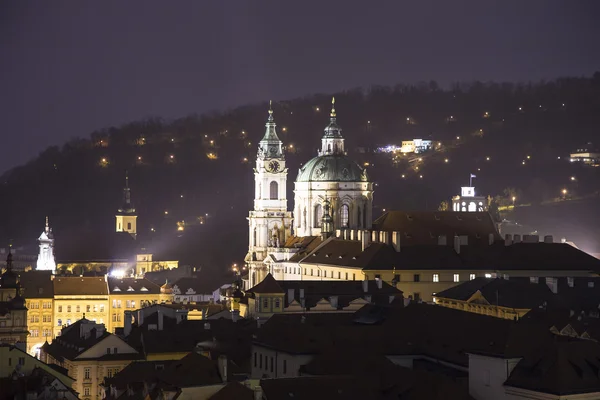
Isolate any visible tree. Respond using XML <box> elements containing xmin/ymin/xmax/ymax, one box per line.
<box><xmin>438</xmin><ymin>201</ymin><xmax>449</xmax><ymax>211</ymax></box>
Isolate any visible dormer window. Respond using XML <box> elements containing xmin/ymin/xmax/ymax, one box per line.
<box><xmin>127</xmin><ymin>286</ymin><xmax>134</xmax><ymax>291</ymax></box>
<box><xmin>113</xmin><ymin>287</ymin><xmax>121</xmax><ymax>292</ymax></box>
<box><xmin>140</xmin><ymin>287</ymin><xmax>148</xmax><ymax>291</ymax></box>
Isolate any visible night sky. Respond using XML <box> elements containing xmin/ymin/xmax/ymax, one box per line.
<box><xmin>1</xmin><ymin>1</ymin><xmax>599</xmax><ymax>174</ymax></box>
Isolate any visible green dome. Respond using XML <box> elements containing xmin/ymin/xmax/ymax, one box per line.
<box><xmin>297</xmin><ymin>154</ymin><xmax>368</xmax><ymax>182</ymax></box>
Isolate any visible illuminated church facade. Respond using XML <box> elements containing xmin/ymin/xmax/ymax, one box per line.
<box><xmin>246</xmin><ymin>99</ymin><xmax>373</xmax><ymax>286</ymax></box>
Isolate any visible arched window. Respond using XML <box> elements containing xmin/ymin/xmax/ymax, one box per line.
<box><xmin>270</xmin><ymin>181</ymin><xmax>278</xmax><ymax>200</ymax></box>
<box><xmin>253</xmin><ymin>228</ymin><xmax>257</xmax><ymax>247</ymax></box>
<box><xmin>314</xmin><ymin>204</ymin><xmax>323</xmax><ymax>227</ymax></box>
<box><xmin>340</xmin><ymin>204</ymin><xmax>349</xmax><ymax>228</ymax></box>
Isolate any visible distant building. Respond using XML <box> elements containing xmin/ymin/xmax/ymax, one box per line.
<box><xmin>115</xmin><ymin>174</ymin><xmax>137</xmax><ymax>239</ymax></box>
<box><xmin>20</xmin><ymin>270</ymin><xmax>54</xmax><ymax>356</ymax></box>
<box><xmin>570</xmin><ymin>143</ymin><xmax>600</xmax><ymax>166</ymax></box>
<box><xmin>36</xmin><ymin>217</ymin><xmax>56</xmax><ymax>273</ymax></box>
<box><xmin>452</xmin><ymin>186</ymin><xmax>487</xmax><ymax>212</ymax></box>
<box><xmin>400</xmin><ymin>139</ymin><xmax>432</xmax><ymax>153</ymax></box>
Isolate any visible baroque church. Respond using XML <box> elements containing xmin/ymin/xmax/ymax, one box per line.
<box><xmin>245</xmin><ymin>98</ymin><xmax>374</xmax><ymax>287</ymax></box>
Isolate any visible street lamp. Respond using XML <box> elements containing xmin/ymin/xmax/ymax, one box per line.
<box><xmin>512</xmin><ymin>196</ymin><xmax>516</xmax><ymax>206</ymax></box>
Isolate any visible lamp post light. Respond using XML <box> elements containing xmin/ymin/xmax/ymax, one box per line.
<box><xmin>512</xmin><ymin>196</ymin><xmax>516</xmax><ymax>207</ymax></box>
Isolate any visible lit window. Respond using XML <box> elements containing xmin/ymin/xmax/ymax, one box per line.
<box><xmin>470</xmin><ymin>274</ymin><xmax>476</xmax><ymax>280</ymax></box>
<box><xmin>433</xmin><ymin>274</ymin><xmax>439</xmax><ymax>283</ymax></box>
<box><xmin>340</xmin><ymin>204</ymin><xmax>349</xmax><ymax>228</ymax></box>
<box><xmin>454</xmin><ymin>274</ymin><xmax>460</xmax><ymax>282</ymax></box>
<box><xmin>485</xmin><ymin>273</ymin><xmax>492</xmax><ymax>278</ymax></box>
<box><xmin>269</xmin><ymin>181</ymin><xmax>278</xmax><ymax>200</ymax></box>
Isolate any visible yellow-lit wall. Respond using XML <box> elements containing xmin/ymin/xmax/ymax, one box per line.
<box><xmin>53</xmin><ymin>296</ymin><xmax>109</xmax><ymax>337</ymax></box>
<box><xmin>108</xmin><ymin>292</ymin><xmax>171</xmax><ymax>332</ymax></box>
<box><xmin>135</xmin><ymin>259</ymin><xmax>179</xmax><ymax>276</ymax></box>
<box><xmin>115</xmin><ymin>214</ymin><xmax>137</xmax><ymax>236</ymax></box>
<box><xmin>248</xmin><ymin>293</ymin><xmax>285</xmax><ymax>317</ymax></box>
<box><xmin>57</xmin><ymin>262</ymin><xmax>130</xmax><ymax>275</ymax></box>
<box><xmin>25</xmin><ymin>297</ymin><xmax>54</xmax><ymax>355</ymax></box>
<box><xmin>435</xmin><ymin>297</ymin><xmax>530</xmax><ymax>320</ymax></box>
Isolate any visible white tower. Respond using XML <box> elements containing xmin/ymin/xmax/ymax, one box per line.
<box><xmin>36</xmin><ymin>217</ymin><xmax>56</xmax><ymax>273</ymax></box>
<box><xmin>115</xmin><ymin>173</ymin><xmax>137</xmax><ymax>239</ymax></box>
<box><xmin>246</xmin><ymin>102</ymin><xmax>293</xmax><ymax>287</ymax></box>
<box><xmin>294</xmin><ymin>98</ymin><xmax>374</xmax><ymax>237</ymax></box>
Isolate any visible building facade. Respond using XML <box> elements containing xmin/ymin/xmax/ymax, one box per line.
<box><xmin>36</xmin><ymin>217</ymin><xmax>56</xmax><ymax>273</ymax></box>
<box><xmin>0</xmin><ymin>251</ymin><xmax>28</xmax><ymax>348</ymax></box>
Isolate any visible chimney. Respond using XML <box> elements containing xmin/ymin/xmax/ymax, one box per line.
<box><xmin>175</xmin><ymin>309</ymin><xmax>188</xmax><ymax>324</ymax></box>
<box><xmin>453</xmin><ymin>236</ymin><xmax>461</xmax><ymax>254</ymax></box>
<box><xmin>567</xmin><ymin>277</ymin><xmax>574</xmax><ymax>287</ymax></box>
<box><xmin>371</xmin><ymin>230</ymin><xmax>379</xmax><ymax>243</ymax></box>
<box><xmin>124</xmin><ymin>311</ymin><xmax>133</xmax><ymax>337</ymax></box>
<box><xmin>546</xmin><ymin>277</ymin><xmax>558</xmax><ymax>294</ymax></box>
<box><xmin>437</xmin><ymin>235</ymin><xmax>447</xmax><ymax>246</ymax></box>
<box><xmin>504</xmin><ymin>234</ymin><xmax>513</xmax><ymax>246</ymax></box>
<box><xmin>391</xmin><ymin>231</ymin><xmax>401</xmax><ymax>252</ymax></box>
<box><xmin>254</xmin><ymin>387</ymin><xmax>263</xmax><ymax>400</ymax></box>
<box><xmin>343</xmin><ymin>229</ymin><xmax>349</xmax><ymax>240</ymax></box>
<box><xmin>357</xmin><ymin>230</ymin><xmax>363</xmax><ymax>241</ymax></box>
<box><xmin>380</xmin><ymin>231</ymin><xmax>390</xmax><ymax>245</ymax></box>
<box><xmin>460</xmin><ymin>235</ymin><xmax>468</xmax><ymax>246</ymax></box>
<box><xmin>217</xmin><ymin>355</ymin><xmax>228</xmax><ymax>383</ymax></box>
<box><xmin>376</xmin><ymin>278</ymin><xmax>382</xmax><ymax>289</ymax></box>
<box><xmin>288</xmin><ymin>288</ymin><xmax>295</xmax><ymax>304</ymax></box>
<box><xmin>299</xmin><ymin>288</ymin><xmax>305</xmax><ymax>300</ymax></box>
<box><xmin>335</xmin><ymin>229</ymin><xmax>341</xmax><ymax>238</ymax></box>
<box><xmin>544</xmin><ymin>235</ymin><xmax>553</xmax><ymax>243</ymax></box>
<box><xmin>330</xmin><ymin>296</ymin><xmax>338</xmax><ymax>309</ymax></box>
<box><xmin>362</xmin><ymin>280</ymin><xmax>368</xmax><ymax>293</ymax></box>
<box><xmin>157</xmin><ymin>309</ymin><xmax>164</xmax><ymax>331</ymax></box>
<box><xmin>488</xmin><ymin>233</ymin><xmax>495</xmax><ymax>246</ymax></box>
<box><xmin>513</xmin><ymin>234</ymin><xmax>521</xmax><ymax>243</ymax></box>
<box><xmin>362</xmin><ymin>230</ymin><xmax>371</xmax><ymax>251</ymax></box>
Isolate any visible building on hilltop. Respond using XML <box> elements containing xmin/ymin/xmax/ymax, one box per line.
<box><xmin>114</xmin><ymin>172</ymin><xmax>137</xmax><ymax>239</ymax></box>
<box><xmin>451</xmin><ymin>177</ymin><xmax>488</xmax><ymax>212</ymax></box>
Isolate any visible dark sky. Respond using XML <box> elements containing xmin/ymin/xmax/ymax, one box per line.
<box><xmin>1</xmin><ymin>1</ymin><xmax>599</xmax><ymax>173</ymax></box>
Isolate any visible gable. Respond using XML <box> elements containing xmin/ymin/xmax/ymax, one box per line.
<box><xmin>76</xmin><ymin>334</ymin><xmax>138</xmax><ymax>359</ymax></box>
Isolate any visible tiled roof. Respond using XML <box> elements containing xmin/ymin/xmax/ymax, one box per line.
<box><xmin>287</xmin><ymin>236</ymin><xmax>322</xmax><ymax>262</ymax></box>
<box><xmin>18</xmin><ymin>271</ymin><xmax>54</xmax><ymax>298</ymax></box>
<box><xmin>279</xmin><ymin>280</ymin><xmax>403</xmax><ymax>309</ymax></box>
<box><xmin>505</xmin><ymin>339</ymin><xmax>600</xmax><ymax>396</ymax></box>
<box><xmin>297</xmin><ymin>239</ymin><xmax>600</xmax><ymax>273</ymax></box>
<box><xmin>208</xmin><ymin>382</ymin><xmax>253</xmax><ymax>400</ymax></box>
<box><xmin>247</xmin><ymin>273</ymin><xmax>284</xmax><ymax>294</ymax></box>
<box><xmin>43</xmin><ymin>319</ymin><xmax>110</xmax><ymax>361</ymax></box>
<box><xmin>434</xmin><ymin>278</ymin><xmax>557</xmax><ymax>309</ymax></box>
<box><xmin>172</xmin><ymin>277</ymin><xmax>217</xmax><ymax>295</ymax></box>
<box><xmin>373</xmin><ymin>211</ymin><xmax>502</xmax><ymax>246</ymax></box>
<box><xmin>108</xmin><ymin>278</ymin><xmax>161</xmax><ymax>294</ymax></box>
<box><xmin>53</xmin><ymin>276</ymin><xmax>108</xmax><ymax>296</ymax></box>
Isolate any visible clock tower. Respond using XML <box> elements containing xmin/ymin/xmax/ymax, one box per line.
<box><xmin>246</xmin><ymin>102</ymin><xmax>293</xmax><ymax>287</ymax></box>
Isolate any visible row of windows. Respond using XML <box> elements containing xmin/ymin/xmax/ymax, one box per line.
<box><xmin>254</xmin><ymin>352</ymin><xmax>287</xmax><ymax>374</ymax></box>
<box><xmin>57</xmin><ymin>318</ymin><xmax>104</xmax><ymax>327</ymax></box>
<box><xmin>27</xmin><ymin>302</ymin><xmax>53</xmax><ymax>309</ymax></box>
<box><xmin>29</xmin><ymin>315</ymin><xmax>53</xmax><ymax>323</ymax></box>
<box><xmin>112</xmin><ymin>313</ymin><xmax>122</xmax><ymax>322</ymax></box>
<box><xmin>261</xmin><ymin>298</ymin><xmax>281</xmax><ymax>309</ymax></box>
<box><xmin>111</xmin><ymin>300</ymin><xmax>138</xmax><ymax>309</ymax></box>
<box><xmin>313</xmin><ymin>204</ymin><xmax>351</xmax><ymax>228</ymax></box>
<box><xmin>57</xmin><ymin>305</ymin><xmax>105</xmax><ymax>313</ymax></box>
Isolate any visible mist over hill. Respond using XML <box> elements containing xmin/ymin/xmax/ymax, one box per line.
<box><xmin>2</xmin><ymin>74</ymin><xmax>600</xmax><ymax>276</ymax></box>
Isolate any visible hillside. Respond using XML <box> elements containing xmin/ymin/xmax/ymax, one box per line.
<box><xmin>1</xmin><ymin>74</ymin><xmax>600</xmax><ymax>275</ymax></box>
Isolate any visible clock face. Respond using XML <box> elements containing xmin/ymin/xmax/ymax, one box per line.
<box><xmin>268</xmin><ymin>160</ymin><xmax>280</xmax><ymax>172</ymax></box>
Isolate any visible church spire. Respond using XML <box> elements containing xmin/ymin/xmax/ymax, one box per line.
<box><xmin>320</xmin><ymin>96</ymin><xmax>345</xmax><ymax>155</ymax></box>
<box><xmin>119</xmin><ymin>171</ymin><xmax>135</xmax><ymax>214</ymax></box>
<box><xmin>258</xmin><ymin>100</ymin><xmax>283</xmax><ymax>159</ymax></box>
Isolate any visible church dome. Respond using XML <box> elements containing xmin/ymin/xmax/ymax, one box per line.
<box><xmin>297</xmin><ymin>154</ymin><xmax>367</xmax><ymax>182</ymax></box>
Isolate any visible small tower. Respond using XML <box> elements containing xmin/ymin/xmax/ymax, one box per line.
<box><xmin>116</xmin><ymin>172</ymin><xmax>137</xmax><ymax>239</ymax></box>
<box><xmin>321</xmin><ymin>198</ymin><xmax>334</xmax><ymax>240</ymax></box>
<box><xmin>36</xmin><ymin>217</ymin><xmax>56</xmax><ymax>273</ymax></box>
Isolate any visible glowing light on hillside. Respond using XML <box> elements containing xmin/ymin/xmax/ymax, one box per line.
<box><xmin>486</xmin><ymin>156</ymin><xmax>490</xmax><ymax>161</ymax></box>
<box><xmin>456</xmin><ymin>136</ymin><xmax>460</xmax><ymax>140</ymax></box>
<box><xmin>526</xmin><ymin>155</ymin><xmax>531</xmax><ymax>160</ymax></box>
<box><xmin>562</xmin><ymin>189</ymin><xmax>568</xmax><ymax>195</ymax></box>
<box><xmin>170</xmin><ymin>154</ymin><xmax>174</xmax><ymax>159</ymax></box>
<box><xmin>110</xmin><ymin>269</ymin><xmax>125</xmax><ymax>278</ymax></box>
<box><xmin>518</xmin><ymin>107</ymin><xmax>522</xmax><ymax>111</ymax></box>
<box><xmin>522</xmin><ymin>161</ymin><xmax>526</xmax><ymax>165</ymax></box>
<box><xmin>401</xmin><ymin>174</ymin><xmax>405</xmax><ymax>178</ymax></box>
<box><xmin>315</xmin><ymin>107</ymin><xmax>320</xmax><ymax>111</ymax></box>
<box><xmin>282</xmin><ymin>127</ymin><xmax>287</xmax><ymax>132</ymax></box>
<box><xmin>207</xmin><ymin>152</ymin><xmax>217</xmax><ymax>160</ymax></box>
<box><xmin>570</xmin><ymin>176</ymin><xmax>576</xmax><ymax>181</ymax></box>
<box><xmin>138</xmin><ymin>156</ymin><xmax>142</xmax><ymax>161</ymax></box>
<box><xmin>164</xmin><ymin>210</ymin><xmax>169</xmax><ymax>215</ymax></box>
<box><xmin>419</xmin><ymin>175</ymin><xmax>423</xmax><ymax>179</ymax></box>
<box><xmin>444</xmin><ymin>159</ymin><xmax>449</xmax><ymax>163</ymax></box>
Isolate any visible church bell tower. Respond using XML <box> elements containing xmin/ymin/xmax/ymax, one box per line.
<box><xmin>36</xmin><ymin>217</ymin><xmax>56</xmax><ymax>273</ymax></box>
<box><xmin>246</xmin><ymin>102</ymin><xmax>293</xmax><ymax>287</ymax></box>
<box><xmin>115</xmin><ymin>173</ymin><xmax>137</xmax><ymax>239</ymax></box>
